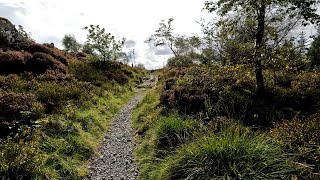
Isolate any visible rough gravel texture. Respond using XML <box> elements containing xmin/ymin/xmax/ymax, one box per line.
<box><xmin>87</xmin><ymin>75</ymin><xmax>157</xmax><ymax>180</ymax></box>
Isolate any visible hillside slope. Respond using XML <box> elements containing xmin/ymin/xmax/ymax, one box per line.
<box><xmin>0</xmin><ymin>17</ymin><xmax>145</xmax><ymax>179</ymax></box>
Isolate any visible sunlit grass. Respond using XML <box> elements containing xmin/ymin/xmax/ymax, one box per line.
<box><xmin>0</xmin><ymin>83</ymin><xmax>136</xmax><ymax>179</ymax></box>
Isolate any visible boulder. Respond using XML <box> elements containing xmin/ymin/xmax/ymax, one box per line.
<box><xmin>0</xmin><ymin>17</ymin><xmax>26</xmax><ymax>49</ymax></box>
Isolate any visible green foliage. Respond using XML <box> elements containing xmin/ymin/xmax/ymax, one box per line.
<box><xmin>0</xmin><ymin>47</ymin><xmax>144</xmax><ymax>179</ymax></box>
<box><xmin>152</xmin><ymin>116</ymin><xmax>196</xmax><ymax>158</ymax></box>
<box><xmin>268</xmin><ymin>115</ymin><xmax>320</xmax><ymax>178</ymax></box>
<box><xmin>160</xmin><ymin>66</ymin><xmax>320</xmax><ymax>127</ymax></box>
<box><xmin>146</xmin><ymin>18</ymin><xmax>177</xmax><ymax>56</ymax></box>
<box><xmin>35</xmin><ymin>81</ymin><xmax>91</xmax><ymax>113</ymax></box>
<box><xmin>83</xmin><ymin>25</ymin><xmax>125</xmax><ymax>61</ymax></box>
<box><xmin>17</xmin><ymin>25</ymin><xmax>34</xmax><ymax>43</ymax></box>
<box><xmin>0</xmin><ymin>17</ymin><xmax>147</xmax><ymax>180</ymax></box>
<box><xmin>308</xmin><ymin>33</ymin><xmax>320</xmax><ymax>66</ymax></box>
<box><xmin>62</xmin><ymin>34</ymin><xmax>81</xmax><ymax>53</ymax></box>
<box><xmin>166</xmin><ymin>55</ymin><xmax>194</xmax><ymax>67</ymax></box>
<box><xmin>134</xmin><ymin>68</ymin><xmax>320</xmax><ymax>179</ymax></box>
<box><xmin>132</xmin><ymin>85</ymin><xmax>162</xmax><ymax>136</ymax></box>
<box><xmin>0</xmin><ymin>128</ymin><xmax>43</xmax><ymax>179</ymax></box>
<box><xmin>81</xmin><ymin>43</ymin><xmax>94</xmax><ymax>55</ymax></box>
<box><xmin>157</xmin><ymin>127</ymin><xmax>294</xmax><ymax>180</ymax></box>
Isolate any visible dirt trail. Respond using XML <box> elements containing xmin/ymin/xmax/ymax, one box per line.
<box><xmin>87</xmin><ymin>75</ymin><xmax>157</xmax><ymax>180</ymax></box>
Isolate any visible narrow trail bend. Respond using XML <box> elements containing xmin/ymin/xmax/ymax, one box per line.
<box><xmin>87</xmin><ymin>75</ymin><xmax>158</xmax><ymax>180</ymax></box>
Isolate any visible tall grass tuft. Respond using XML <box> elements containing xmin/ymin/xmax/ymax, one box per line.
<box><xmin>156</xmin><ymin>126</ymin><xmax>295</xmax><ymax>180</ymax></box>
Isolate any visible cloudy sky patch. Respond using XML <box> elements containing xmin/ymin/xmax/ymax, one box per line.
<box><xmin>0</xmin><ymin>0</ymin><xmax>213</xmax><ymax>69</ymax></box>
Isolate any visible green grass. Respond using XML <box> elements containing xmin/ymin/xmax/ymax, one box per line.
<box><xmin>0</xmin><ymin>82</ymin><xmax>136</xmax><ymax>179</ymax></box>
<box><xmin>155</xmin><ymin>127</ymin><xmax>294</xmax><ymax>180</ymax></box>
<box><xmin>133</xmin><ymin>82</ymin><xmax>297</xmax><ymax>180</ymax></box>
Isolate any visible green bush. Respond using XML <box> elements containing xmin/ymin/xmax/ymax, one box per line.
<box><xmin>68</xmin><ymin>60</ymin><xmax>107</xmax><ymax>86</ymax></box>
<box><xmin>0</xmin><ymin>92</ymin><xmax>44</xmax><ymax>137</ymax></box>
<box><xmin>35</xmin><ymin>82</ymin><xmax>90</xmax><ymax>113</ymax></box>
<box><xmin>268</xmin><ymin>115</ymin><xmax>320</xmax><ymax>178</ymax></box>
<box><xmin>29</xmin><ymin>52</ymin><xmax>67</xmax><ymax>74</ymax></box>
<box><xmin>161</xmin><ymin>65</ymin><xmax>320</xmax><ymax>127</ymax></box>
<box><xmin>0</xmin><ymin>128</ymin><xmax>43</xmax><ymax>179</ymax></box>
<box><xmin>156</xmin><ymin>127</ymin><xmax>295</xmax><ymax>180</ymax></box>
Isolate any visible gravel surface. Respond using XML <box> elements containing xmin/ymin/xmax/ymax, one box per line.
<box><xmin>87</xmin><ymin>75</ymin><xmax>157</xmax><ymax>180</ymax></box>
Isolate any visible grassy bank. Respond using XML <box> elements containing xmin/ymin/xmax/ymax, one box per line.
<box><xmin>132</xmin><ymin>67</ymin><xmax>320</xmax><ymax>179</ymax></box>
<box><xmin>0</xmin><ymin>46</ymin><xmax>145</xmax><ymax>179</ymax></box>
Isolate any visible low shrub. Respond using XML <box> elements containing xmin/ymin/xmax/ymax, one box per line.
<box><xmin>161</xmin><ymin>65</ymin><xmax>320</xmax><ymax>126</ymax></box>
<box><xmin>268</xmin><ymin>115</ymin><xmax>320</xmax><ymax>178</ymax></box>
<box><xmin>23</xmin><ymin>43</ymin><xmax>68</xmax><ymax>65</ymax></box>
<box><xmin>35</xmin><ymin>82</ymin><xmax>90</xmax><ymax>113</ymax></box>
<box><xmin>0</xmin><ymin>50</ymin><xmax>32</xmax><ymax>74</ymax></box>
<box><xmin>0</xmin><ymin>49</ymin><xmax>67</xmax><ymax>76</ymax></box>
<box><xmin>0</xmin><ymin>74</ymin><xmax>32</xmax><ymax>92</ymax></box>
<box><xmin>0</xmin><ymin>128</ymin><xmax>43</xmax><ymax>179</ymax></box>
<box><xmin>105</xmin><ymin>71</ymin><xmax>129</xmax><ymax>85</ymax></box>
<box><xmin>28</xmin><ymin>52</ymin><xmax>67</xmax><ymax>74</ymax></box>
<box><xmin>0</xmin><ymin>92</ymin><xmax>44</xmax><ymax>137</ymax></box>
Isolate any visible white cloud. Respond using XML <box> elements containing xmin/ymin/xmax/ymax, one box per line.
<box><xmin>0</xmin><ymin>0</ymin><xmax>214</xmax><ymax>69</ymax></box>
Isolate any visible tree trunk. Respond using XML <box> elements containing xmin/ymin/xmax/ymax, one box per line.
<box><xmin>254</xmin><ymin>0</ymin><xmax>266</xmax><ymax>95</ymax></box>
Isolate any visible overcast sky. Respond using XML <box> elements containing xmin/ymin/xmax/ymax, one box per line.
<box><xmin>0</xmin><ymin>0</ymin><xmax>214</xmax><ymax>69</ymax></box>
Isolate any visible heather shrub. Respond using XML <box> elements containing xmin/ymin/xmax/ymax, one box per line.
<box><xmin>0</xmin><ymin>92</ymin><xmax>44</xmax><ymax>137</ymax></box>
<box><xmin>161</xmin><ymin>65</ymin><xmax>320</xmax><ymax>126</ymax></box>
<box><xmin>271</xmin><ymin>71</ymin><xmax>320</xmax><ymax>119</ymax></box>
<box><xmin>0</xmin><ymin>74</ymin><xmax>31</xmax><ymax>92</ymax></box>
<box><xmin>161</xmin><ymin>65</ymin><xmax>255</xmax><ymax>116</ymax></box>
<box><xmin>37</xmin><ymin>70</ymin><xmax>70</xmax><ymax>81</ymax></box>
<box><xmin>24</xmin><ymin>43</ymin><xmax>68</xmax><ymax>65</ymax></box>
<box><xmin>0</xmin><ymin>129</ymin><xmax>43</xmax><ymax>179</ymax></box>
<box><xmin>268</xmin><ymin>115</ymin><xmax>320</xmax><ymax>178</ymax></box>
<box><xmin>28</xmin><ymin>52</ymin><xmax>67</xmax><ymax>74</ymax></box>
<box><xmin>0</xmin><ymin>50</ymin><xmax>32</xmax><ymax>74</ymax></box>
<box><xmin>69</xmin><ymin>60</ymin><xmax>107</xmax><ymax>86</ymax></box>
<box><xmin>35</xmin><ymin>82</ymin><xmax>91</xmax><ymax>113</ymax></box>
<box><xmin>0</xmin><ymin>49</ymin><xmax>67</xmax><ymax>76</ymax></box>
<box><xmin>0</xmin><ymin>92</ymin><xmax>42</xmax><ymax>120</ymax></box>
<box><xmin>105</xmin><ymin>71</ymin><xmax>129</xmax><ymax>85</ymax></box>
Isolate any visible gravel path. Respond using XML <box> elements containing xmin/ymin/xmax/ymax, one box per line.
<box><xmin>87</xmin><ymin>75</ymin><xmax>157</xmax><ymax>180</ymax></box>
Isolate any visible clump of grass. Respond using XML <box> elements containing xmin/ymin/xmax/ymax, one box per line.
<box><xmin>132</xmin><ymin>85</ymin><xmax>162</xmax><ymax>136</ymax></box>
<box><xmin>156</xmin><ymin>126</ymin><xmax>295</xmax><ymax>180</ymax></box>
<box><xmin>151</xmin><ymin>116</ymin><xmax>197</xmax><ymax>158</ymax></box>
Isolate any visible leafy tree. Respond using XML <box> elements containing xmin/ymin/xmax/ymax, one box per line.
<box><xmin>62</xmin><ymin>34</ymin><xmax>81</xmax><ymax>52</ymax></box>
<box><xmin>146</xmin><ymin>18</ymin><xmax>177</xmax><ymax>56</ymax></box>
<box><xmin>83</xmin><ymin>25</ymin><xmax>125</xmax><ymax>62</ymax></box>
<box><xmin>175</xmin><ymin>35</ymin><xmax>201</xmax><ymax>56</ymax></box>
<box><xmin>308</xmin><ymin>33</ymin><xmax>320</xmax><ymax>66</ymax></box>
<box><xmin>82</xmin><ymin>43</ymin><xmax>94</xmax><ymax>55</ymax></box>
<box><xmin>269</xmin><ymin>37</ymin><xmax>307</xmax><ymax>70</ymax></box>
<box><xmin>205</xmin><ymin>0</ymin><xmax>320</xmax><ymax>94</ymax></box>
<box><xmin>147</xmin><ymin>18</ymin><xmax>203</xmax><ymax>65</ymax></box>
<box><xmin>297</xmin><ymin>31</ymin><xmax>307</xmax><ymax>55</ymax></box>
<box><xmin>166</xmin><ymin>55</ymin><xmax>194</xmax><ymax>67</ymax></box>
<box><xmin>17</xmin><ymin>25</ymin><xmax>34</xmax><ymax>43</ymax></box>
